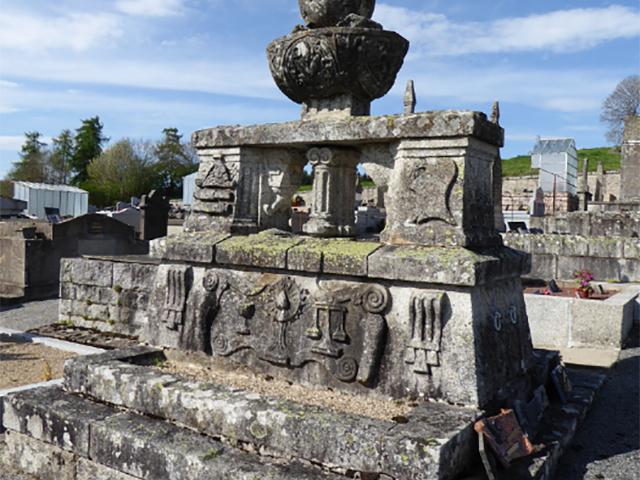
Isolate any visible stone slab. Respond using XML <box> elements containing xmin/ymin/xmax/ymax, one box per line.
<box><xmin>150</xmin><ymin>231</ymin><xmax>230</xmax><ymax>264</ymax></box>
<box><xmin>1</xmin><ymin>430</ymin><xmax>76</xmax><ymax>480</ymax></box>
<box><xmin>2</xmin><ymin>386</ymin><xmax>118</xmax><ymax>456</ymax></box>
<box><xmin>215</xmin><ymin>231</ymin><xmax>305</xmax><ymax>269</ymax></box>
<box><xmin>367</xmin><ymin>245</ymin><xmax>528</xmax><ymax>286</ymax></box>
<box><xmin>76</xmin><ymin>458</ymin><xmax>140</xmax><ymax>480</ymax></box>
<box><xmin>287</xmin><ymin>238</ymin><xmax>382</xmax><ymax>275</ymax></box>
<box><xmin>557</xmin><ymin>347</ymin><xmax>620</xmax><ymax>368</ymax></box>
<box><xmin>68</xmin><ymin>358</ymin><xmax>480</xmax><ymax>480</ymax></box>
<box><xmin>90</xmin><ymin>412</ymin><xmax>342</xmax><ymax>480</ymax></box>
<box><xmin>193</xmin><ymin>110</ymin><xmax>505</xmax><ymax>149</ymax></box>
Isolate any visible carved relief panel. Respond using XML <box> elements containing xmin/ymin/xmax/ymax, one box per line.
<box><xmin>209</xmin><ymin>275</ymin><xmax>390</xmax><ymax>385</ymax></box>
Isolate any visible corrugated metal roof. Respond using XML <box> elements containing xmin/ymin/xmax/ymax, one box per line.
<box><xmin>12</xmin><ymin>181</ymin><xmax>88</xmax><ymax>194</ymax></box>
<box><xmin>531</xmin><ymin>138</ymin><xmax>575</xmax><ymax>155</ymax></box>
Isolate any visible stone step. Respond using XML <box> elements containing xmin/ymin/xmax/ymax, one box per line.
<box><xmin>1</xmin><ymin>386</ymin><xmax>342</xmax><ymax>480</ymax></box>
<box><xmin>62</xmin><ymin>346</ymin><xmax>481</xmax><ymax>480</ymax></box>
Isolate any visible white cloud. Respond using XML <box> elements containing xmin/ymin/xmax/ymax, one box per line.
<box><xmin>0</xmin><ymin>9</ymin><xmax>122</xmax><ymax>52</ymax></box>
<box><xmin>115</xmin><ymin>0</ymin><xmax>186</xmax><ymax>17</ymax></box>
<box><xmin>0</xmin><ymin>52</ymin><xmax>279</xmax><ymax>101</ymax></box>
<box><xmin>0</xmin><ymin>135</ymin><xmax>53</xmax><ymax>151</ymax></box>
<box><xmin>376</xmin><ymin>4</ymin><xmax>640</xmax><ymax>56</ymax></box>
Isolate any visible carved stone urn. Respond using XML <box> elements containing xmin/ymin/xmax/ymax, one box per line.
<box><xmin>268</xmin><ymin>0</ymin><xmax>408</xmax><ymax>117</ymax></box>
<box><xmin>298</xmin><ymin>0</ymin><xmax>376</xmax><ymax>27</ymax></box>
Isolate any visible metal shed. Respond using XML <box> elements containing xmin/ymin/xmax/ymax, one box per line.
<box><xmin>531</xmin><ymin>138</ymin><xmax>578</xmax><ymax>195</ymax></box>
<box><xmin>12</xmin><ymin>182</ymin><xmax>89</xmax><ymax>219</ymax></box>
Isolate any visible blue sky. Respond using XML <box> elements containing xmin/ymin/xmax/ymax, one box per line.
<box><xmin>1</xmin><ymin>0</ymin><xmax>639</xmax><ymax>178</ymax></box>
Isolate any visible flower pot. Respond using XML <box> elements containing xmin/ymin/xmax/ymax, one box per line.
<box><xmin>576</xmin><ymin>289</ymin><xmax>590</xmax><ymax>299</ymax></box>
<box><xmin>298</xmin><ymin>0</ymin><xmax>376</xmax><ymax>27</ymax></box>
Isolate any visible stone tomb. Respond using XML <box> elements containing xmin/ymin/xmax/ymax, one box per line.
<box><xmin>1</xmin><ymin>1</ymin><xmax>605</xmax><ymax>479</ymax></box>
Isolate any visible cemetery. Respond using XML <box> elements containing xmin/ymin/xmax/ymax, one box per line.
<box><xmin>0</xmin><ymin>1</ymin><xmax>638</xmax><ymax>480</ymax></box>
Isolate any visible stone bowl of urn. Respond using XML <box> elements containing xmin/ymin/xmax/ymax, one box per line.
<box><xmin>298</xmin><ymin>0</ymin><xmax>376</xmax><ymax>27</ymax></box>
<box><xmin>267</xmin><ymin>28</ymin><xmax>408</xmax><ymax>111</ymax></box>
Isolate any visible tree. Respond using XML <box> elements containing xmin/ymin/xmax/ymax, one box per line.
<box><xmin>601</xmin><ymin>75</ymin><xmax>640</xmax><ymax>145</ymax></box>
<box><xmin>50</xmin><ymin>129</ymin><xmax>74</xmax><ymax>184</ymax></box>
<box><xmin>70</xmin><ymin>116</ymin><xmax>108</xmax><ymax>185</ymax></box>
<box><xmin>154</xmin><ymin>127</ymin><xmax>198</xmax><ymax>198</ymax></box>
<box><xmin>7</xmin><ymin>132</ymin><xmax>49</xmax><ymax>182</ymax></box>
<box><xmin>84</xmin><ymin>139</ymin><xmax>159</xmax><ymax>207</ymax></box>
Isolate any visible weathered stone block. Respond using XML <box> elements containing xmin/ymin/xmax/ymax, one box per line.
<box><xmin>76</xmin><ymin>458</ymin><xmax>140</xmax><ymax>480</ymax></box>
<box><xmin>527</xmin><ymin>254</ymin><xmax>557</xmax><ymax>280</ymax></box>
<box><xmin>588</xmin><ymin>237</ymin><xmax>625</xmax><ymax>258</ymax></box>
<box><xmin>623</xmin><ymin>238</ymin><xmax>640</xmax><ymax>259</ymax></box>
<box><xmin>113</xmin><ymin>262</ymin><xmax>157</xmax><ymax>291</ymax></box>
<box><xmin>287</xmin><ymin>238</ymin><xmax>381</xmax><ymax>275</ymax></box>
<box><xmin>215</xmin><ymin>231</ymin><xmax>304</xmax><ymax>269</ymax></box>
<box><xmin>1</xmin><ymin>430</ymin><xmax>76</xmax><ymax>480</ymax></box>
<box><xmin>557</xmin><ymin>256</ymin><xmax>621</xmax><ymax>282</ymax></box>
<box><xmin>525</xmin><ymin>296</ymin><xmax>570</xmax><ymax>348</ymax></box>
<box><xmin>150</xmin><ymin>231</ymin><xmax>230</xmax><ymax>263</ymax></box>
<box><xmin>559</xmin><ymin>235</ymin><xmax>589</xmax><ymax>257</ymax></box>
<box><xmin>68</xmin><ymin>258</ymin><xmax>113</xmax><ymax>287</ymax></box>
<box><xmin>2</xmin><ymin>386</ymin><xmax>117</xmax><ymax>456</ymax></box>
<box><xmin>90</xmin><ymin>412</ymin><xmax>340</xmax><ymax>480</ymax></box>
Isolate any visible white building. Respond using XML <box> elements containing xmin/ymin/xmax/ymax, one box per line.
<box><xmin>12</xmin><ymin>182</ymin><xmax>89</xmax><ymax>219</ymax></box>
<box><xmin>182</xmin><ymin>172</ymin><xmax>197</xmax><ymax>206</ymax></box>
<box><xmin>531</xmin><ymin>138</ymin><xmax>578</xmax><ymax>195</ymax></box>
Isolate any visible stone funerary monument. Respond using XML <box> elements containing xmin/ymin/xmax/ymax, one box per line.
<box><xmin>2</xmin><ymin>2</ymin><xmax>603</xmax><ymax>479</ymax></box>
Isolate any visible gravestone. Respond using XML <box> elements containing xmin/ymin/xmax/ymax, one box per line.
<box><xmin>139</xmin><ymin>190</ymin><xmax>170</xmax><ymax>241</ymax></box>
<box><xmin>621</xmin><ymin>116</ymin><xmax>640</xmax><ymax>206</ymax></box>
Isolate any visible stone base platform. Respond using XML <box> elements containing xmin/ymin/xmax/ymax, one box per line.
<box><xmin>1</xmin><ymin>347</ymin><xmax>606</xmax><ymax>480</ymax></box>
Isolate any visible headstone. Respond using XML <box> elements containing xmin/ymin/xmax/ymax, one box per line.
<box><xmin>621</xmin><ymin>116</ymin><xmax>640</xmax><ymax>205</ymax></box>
<box><xmin>404</xmin><ymin>80</ymin><xmax>416</xmax><ymax>115</ymax></box>
<box><xmin>139</xmin><ymin>190</ymin><xmax>170</xmax><ymax>241</ymax></box>
<box><xmin>531</xmin><ymin>187</ymin><xmax>545</xmax><ymax>217</ymax></box>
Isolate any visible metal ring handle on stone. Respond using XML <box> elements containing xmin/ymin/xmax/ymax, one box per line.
<box><xmin>493</xmin><ymin>312</ymin><xmax>503</xmax><ymax>332</ymax></box>
<box><xmin>361</xmin><ymin>285</ymin><xmax>389</xmax><ymax>314</ymax></box>
<box><xmin>508</xmin><ymin>306</ymin><xmax>518</xmax><ymax>325</ymax></box>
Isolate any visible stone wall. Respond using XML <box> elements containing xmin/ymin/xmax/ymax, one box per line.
<box><xmin>530</xmin><ymin>211</ymin><xmax>640</xmax><ymax>237</ymax></box>
<box><xmin>0</xmin><ymin>215</ymin><xmax>148</xmax><ymax>301</ymax></box>
<box><xmin>502</xmin><ymin>171</ymin><xmax>621</xmax><ymax>205</ymax></box>
<box><xmin>59</xmin><ymin>258</ymin><xmax>157</xmax><ymax>336</ymax></box>
<box><xmin>504</xmin><ymin>233</ymin><xmax>640</xmax><ymax>282</ymax></box>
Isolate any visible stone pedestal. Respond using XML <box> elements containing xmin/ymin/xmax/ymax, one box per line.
<box><xmin>185</xmin><ymin>147</ymin><xmax>304</xmax><ymax>234</ymax></box>
<box><xmin>304</xmin><ymin>147</ymin><xmax>359</xmax><ymax>237</ymax></box>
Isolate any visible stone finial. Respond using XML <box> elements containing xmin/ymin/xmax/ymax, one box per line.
<box><xmin>490</xmin><ymin>101</ymin><xmax>500</xmax><ymax>124</ymax></box>
<box><xmin>404</xmin><ymin>80</ymin><xmax>416</xmax><ymax>115</ymax></box>
<box><xmin>267</xmin><ymin>0</ymin><xmax>408</xmax><ymax>118</ymax></box>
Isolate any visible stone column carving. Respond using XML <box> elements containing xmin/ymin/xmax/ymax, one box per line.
<box><xmin>303</xmin><ymin>147</ymin><xmax>359</xmax><ymax>237</ymax></box>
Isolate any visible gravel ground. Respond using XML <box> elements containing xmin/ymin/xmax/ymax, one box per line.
<box><xmin>555</xmin><ymin>323</ymin><xmax>640</xmax><ymax>480</ymax></box>
<box><xmin>0</xmin><ymin>299</ymin><xmax>59</xmax><ymax>331</ymax></box>
<box><xmin>0</xmin><ymin>339</ymin><xmax>76</xmax><ymax>389</ymax></box>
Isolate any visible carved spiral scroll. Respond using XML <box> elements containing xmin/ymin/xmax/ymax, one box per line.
<box><xmin>336</xmin><ymin>357</ymin><xmax>358</xmax><ymax>382</ymax></box>
<box><xmin>360</xmin><ymin>285</ymin><xmax>389</xmax><ymax>314</ymax></box>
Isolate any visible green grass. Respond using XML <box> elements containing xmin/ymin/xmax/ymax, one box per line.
<box><xmin>502</xmin><ymin>147</ymin><xmax>621</xmax><ymax>177</ymax></box>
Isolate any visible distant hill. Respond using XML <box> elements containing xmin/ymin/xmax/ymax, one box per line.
<box><xmin>502</xmin><ymin>147</ymin><xmax>621</xmax><ymax>177</ymax></box>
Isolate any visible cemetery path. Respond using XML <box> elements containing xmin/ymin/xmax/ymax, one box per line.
<box><xmin>0</xmin><ymin>299</ymin><xmax>58</xmax><ymax>331</ymax></box>
<box><xmin>555</xmin><ymin>323</ymin><xmax>640</xmax><ymax>480</ymax></box>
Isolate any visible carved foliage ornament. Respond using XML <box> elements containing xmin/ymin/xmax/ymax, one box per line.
<box><xmin>267</xmin><ymin>29</ymin><xmax>408</xmax><ymax>105</ymax></box>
